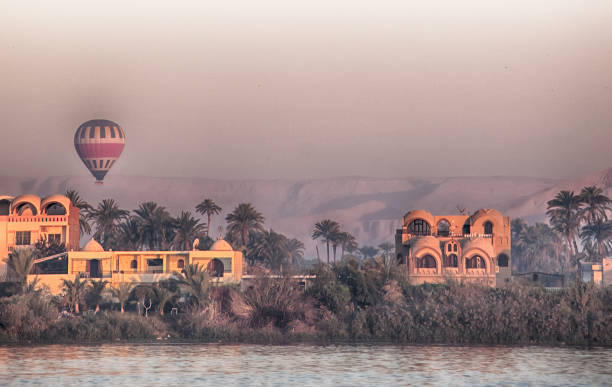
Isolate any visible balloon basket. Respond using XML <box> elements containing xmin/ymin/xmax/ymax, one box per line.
<box><xmin>94</xmin><ymin>181</ymin><xmax>104</xmax><ymax>185</ymax></box>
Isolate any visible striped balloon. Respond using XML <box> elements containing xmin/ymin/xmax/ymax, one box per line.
<box><xmin>74</xmin><ymin>119</ymin><xmax>125</xmax><ymax>184</ymax></box>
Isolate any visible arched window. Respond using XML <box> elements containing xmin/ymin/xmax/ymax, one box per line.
<box><xmin>15</xmin><ymin>203</ymin><xmax>37</xmax><ymax>216</ymax></box>
<box><xmin>437</xmin><ymin>220</ymin><xmax>450</xmax><ymax>236</ymax></box>
<box><xmin>177</xmin><ymin>259</ymin><xmax>185</xmax><ymax>269</ymax></box>
<box><xmin>462</xmin><ymin>224</ymin><xmax>471</xmax><ymax>235</ymax></box>
<box><xmin>130</xmin><ymin>259</ymin><xmax>138</xmax><ymax>270</ymax></box>
<box><xmin>447</xmin><ymin>243</ymin><xmax>452</xmax><ymax>252</ymax></box>
<box><xmin>484</xmin><ymin>221</ymin><xmax>493</xmax><ymax>235</ymax></box>
<box><xmin>497</xmin><ymin>254</ymin><xmax>509</xmax><ymax>267</ymax></box>
<box><xmin>417</xmin><ymin>254</ymin><xmax>437</xmax><ymax>269</ymax></box>
<box><xmin>445</xmin><ymin>254</ymin><xmax>458</xmax><ymax>267</ymax></box>
<box><xmin>466</xmin><ymin>255</ymin><xmax>486</xmax><ymax>269</ymax></box>
<box><xmin>408</xmin><ymin>219</ymin><xmax>431</xmax><ymax>236</ymax></box>
<box><xmin>0</xmin><ymin>200</ymin><xmax>10</xmax><ymax>215</ymax></box>
<box><xmin>45</xmin><ymin>203</ymin><xmax>67</xmax><ymax>215</ymax></box>
<box><xmin>453</xmin><ymin>244</ymin><xmax>458</xmax><ymax>252</ymax></box>
<box><xmin>207</xmin><ymin>258</ymin><xmax>224</xmax><ymax>277</ymax></box>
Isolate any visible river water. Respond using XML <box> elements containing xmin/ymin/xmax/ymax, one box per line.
<box><xmin>0</xmin><ymin>344</ymin><xmax>609</xmax><ymax>386</ymax></box>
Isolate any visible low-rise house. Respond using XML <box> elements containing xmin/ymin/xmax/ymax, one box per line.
<box><xmin>29</xmin><ymin>238</ymin><xmax>243</xmax><ymax>294</ymax></box>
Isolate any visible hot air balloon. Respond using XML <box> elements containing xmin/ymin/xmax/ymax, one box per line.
<box><xmin>74</xmin><ymin>119</ymin><xmax>125</xmax><ymax>184</ymax></box>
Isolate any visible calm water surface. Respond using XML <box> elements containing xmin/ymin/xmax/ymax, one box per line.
<box><xmin>0</xmin><ymin>344</ymin><xmax>610</xmax><ymax>386</ymax></box>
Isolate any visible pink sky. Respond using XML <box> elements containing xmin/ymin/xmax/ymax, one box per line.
<box><xmin>1</xmin><ymin>1</ymin><xmax>611</xmax><ymax>180</ymax></box>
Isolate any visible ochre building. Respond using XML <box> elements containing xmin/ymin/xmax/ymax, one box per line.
<box><xmin>31</xmin><ymin>238</ymin><xmax>244</xmax><ymax>294</ymax></box>
<box><xmin>0</xmin><ymin>194</ymin><xmax>80</xmax><ymax>276</ymax></box>
<box><xmin>395</xmin><ymin>209</ymin><xmax>511</xmax><ymax>287</ymax></box>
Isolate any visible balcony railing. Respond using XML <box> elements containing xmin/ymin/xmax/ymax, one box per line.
<box><xmin>5</xmin><ymin>215</ymin><xmax>68</xmax><ymax>223</ymax></box>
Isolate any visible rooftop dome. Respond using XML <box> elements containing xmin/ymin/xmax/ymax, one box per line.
<box><xmin>83</xmin><ymin>238</ymin><xmax>104</xmax><ymax>252</ymax></box>
<box><xmin>210</xmin><ymin>238</ymin><xmax>233</xmax><ymax>251</ymax></box>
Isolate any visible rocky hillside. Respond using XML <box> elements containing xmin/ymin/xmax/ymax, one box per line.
<box><xmin>1</xmin><ymin>168</ymin><xmax>609</xmax><ymax>255</ymax></box>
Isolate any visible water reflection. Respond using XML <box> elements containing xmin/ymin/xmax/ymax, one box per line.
<box><xmin>0</xmin><ymin>344</ymin><xmax>610</xmax><ymax>386</ymax></box>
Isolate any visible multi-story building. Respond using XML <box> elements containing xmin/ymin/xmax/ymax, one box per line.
<box><xmin>0</xmin><ymin>194</ymin><xmax>80</xmax><ymax>275</ymax></box>
<box><xmin>395</xmin><ymin>209</ymin><xmax>511</xmax><ymax>287</ymax></box>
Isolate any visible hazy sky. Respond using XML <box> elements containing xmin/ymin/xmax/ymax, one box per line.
<box><xmin>1</xmin><ymin>1</ymin><xmax>611</xmax><ymax>180</ymax></box>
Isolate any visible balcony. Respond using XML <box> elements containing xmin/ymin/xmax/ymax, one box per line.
<box><xmin>5</xmin><ymin>215</ymin><xmax>68</xmax><ymax>223</ymax></box>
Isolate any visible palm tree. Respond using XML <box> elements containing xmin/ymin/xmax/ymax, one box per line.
<box><xmin>312</xmin><ymin>219</ymin><xmax>341</xmax><ymax>264</ymax></box>
<box><xmin>286</xmin><ymin>238</ymin><xmax>305</xmax><ymax>268</ymax></box>
<box><xmin>172</xmin><ymin>211</ymin><xmax>206</xmax><ymax>251</ymax></box>
<box><xmin>580</xmin><ymin>218</ymin><xmax>612</xmax><ymax>258</ymax></box>
<box><xmin>88</xmin><ymin>199</ymin><xmax>129</xmax><ymax>249</ymax></box>
<box><xmin>336</xmin><ymin>232</ymin><xmax>357</xmax><ymax>260</ymax></box>
<box><xmin>196</xmin><ymin>199</ymin><xmax>222</xmax><ymax>237</ymax></box>
<box><xmin>110</xmin><ymin>282</ymin><xmax>133</xmax><ymax>314</ymax></box>
<box><xmin>66</xmin><ymin>189</ymin><xmax>93</xmax><ymax>235</ymax></box>
<box><xmin>358</xmin><ymin>245</ymin><xmax>379</xmax><ymax>260</ymax></box>
<box><xmin>4</xmin><ymin>247</ymin><xmax>36</xmax><ymax>293</ymax></box>
<box><xmin>579</xmin><ymin>186</ymin><xmax>611</xmax><ymax>224</ymax></box>
<box><xmin>225</xmin><ymin>203</ymin><xmax>265</xmax><ymax>258</ymax></box>
<box><xmin>133</xmin><ymin>202</ymin><xmax>174</xmax><ymax>250</ymax></box>
<box><xmin>252</xmin><ymin>229</ymin><xmax>289</xmax><ymax>272</ymax></box>
<box><xmin>62</xmin><ymin>275</ymin><xmax>87</xmax><ymax>314</ymax></box>
<box><xmin>153</xmin><ymin>284</ymin><xmax>175</xmax><ymax>316</ymax></box>
<box><xmin>173</xmin><ymin>263</ymin><xmax>211</xmax><ymax>308</ymax></box>
<box><xmin>116</xmin><ymin>217</ymin><xmax>142</xmax><ymax>250</ymax></box>
<box><xmin>378</xmin><ymin>242</ymin><xmax>394</xmax><ymax>259</ymax></box>
<box><xmin>547</xmin><ymin>190</ymin><xmax>582</xmax><ymax>261</ymax></box>
<box><xmin>87</xmin><ymin>279</ymin><xmax>109</xmax><ymax>313</ymax></box>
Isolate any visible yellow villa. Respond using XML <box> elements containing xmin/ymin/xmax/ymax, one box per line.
<box><xmin>32</xmin><ymin>238</ymin><xmax>244</xmax><ymax>294</ymax></box>
<box><xmin>395</xmin><ymin>208</ymin><xmax>512</xmax><ymax>287</ymax></box>
<box><xmin>1</xmin><ymin>193</ymin><xmax>243</xmax><ymax>293</ymax></box>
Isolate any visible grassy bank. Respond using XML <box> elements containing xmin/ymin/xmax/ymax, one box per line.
<box><xmin>0</xmin><ymin>263</ymin><xmax>610</xmax><ymax>346</ymax></box>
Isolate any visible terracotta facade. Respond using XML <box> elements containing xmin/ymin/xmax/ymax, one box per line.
<box><xmin>0</xmin><ymin>194</ymin><xmax>80</xmax><ymax>276</ymax></box>
<box><xmin>395</xmin><ymin>208</ymin><xmax>512</xmax><ymax>287</ymax></box>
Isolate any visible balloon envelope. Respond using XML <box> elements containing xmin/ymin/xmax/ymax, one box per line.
<box><xmin>74</xmin><ymin>119</ymin><xmax>125</xmax><ymax>183</ymax></box>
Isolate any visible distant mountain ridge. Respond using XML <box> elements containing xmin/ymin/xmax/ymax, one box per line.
<box><xmin>1</xmin><ymin>168</ymin><xmax>610</xmax><ymax>256</ymax></box>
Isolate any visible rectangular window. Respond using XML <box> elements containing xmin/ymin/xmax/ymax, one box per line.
<box><xmin>48</xmin><ymin>234</ymin><xmax>61</xmax><ymax>244</ymax></box>
<box><xmin>16</xmin><ymin>231</ymin><xmax>31</xmax><ymax>245</ymax></box>
<box><xmin>219</xmin><ymin>257</ymin><xmax>232</xmax><ymax>272</ymax></box>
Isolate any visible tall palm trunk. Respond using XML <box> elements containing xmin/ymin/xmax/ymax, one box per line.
<box><xmin>207</xmin><ymin>213</ymin><xmax>211</xmax><ymax>237</ymax></box>
<box><xmin>326</xmin><ymin>239</ymin><xmax>330</xmax><ymax>264</ymax></box>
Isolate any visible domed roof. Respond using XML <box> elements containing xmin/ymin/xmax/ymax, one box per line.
<box><xmin>210</xmin><ymin>238</ymin><xmax>233</xmax><ymax>251</ymax></box>
<box><xmin>403</xmin><ymin>210</ymin><xmax>435</xmax><ymax>226</ymax></box>
<box><xmin>83</xmin><ymin>238</ymin><xmax>104</xmax><ymax>252</ymax></box>
<box><xmin>470</xmin><ymin>208</ymin><xmax>503</xmax><ymax>223</ymax></box>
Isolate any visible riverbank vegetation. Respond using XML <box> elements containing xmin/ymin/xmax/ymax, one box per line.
<box><xmin>1</xmin><ymin>186</ymin><xmax>610</xmax><ymax>345</ymax></box>
<box><xmin>0</xmin><ymin>261</ymin><xmax>610</xmax><ymax>345</ymax></box>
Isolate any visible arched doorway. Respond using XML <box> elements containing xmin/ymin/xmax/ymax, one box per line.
<box><xmin>207</xmin><ymin>258</ymin><xmax>224</xmax><ymax>277</ymax></box>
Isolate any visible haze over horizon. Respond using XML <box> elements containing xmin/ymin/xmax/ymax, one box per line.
<box><xmin>1</xmin><ymin>1</ymin><xmax>611</xmax><ymax>181</ymax></box>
